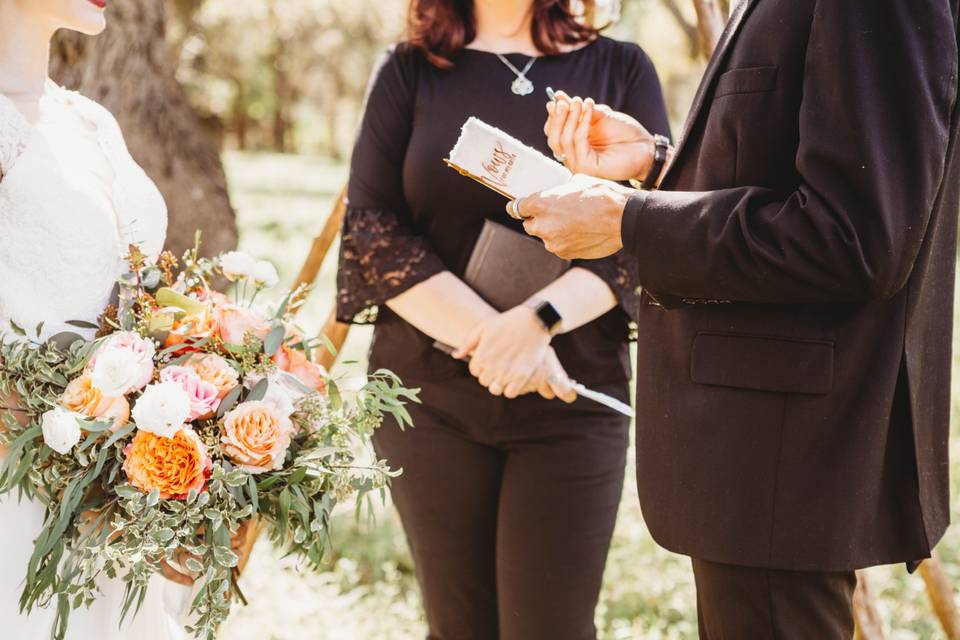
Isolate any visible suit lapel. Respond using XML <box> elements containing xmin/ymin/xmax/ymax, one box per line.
<box><xmin>664</xmin><ymin>0</ymin><xmax>760</xmax><ymax>177</ymax></box>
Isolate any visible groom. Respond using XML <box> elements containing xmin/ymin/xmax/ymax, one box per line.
<box><xmin>513</xmin><ymin>0</ymin><xmax>960</xmax><ymax>637</ymax></box>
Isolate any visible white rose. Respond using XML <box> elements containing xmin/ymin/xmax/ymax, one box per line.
<box><xmin>220</xmin><ymin>251</ymin><xmax>257</xmax><ymax>280</ymax></box>
<box><xmin>132</xmin><ymin>382</ymin><xmax>191</xmax><ymax>438</ymax></box>
<box><xmin>41</xmin><ymin>407</ymin><xmax>83</xmax><ymax>455</ymax></box>
<box><xmin>89</xmin><ymin>332</ymin><xmax>155</xmax><ymax>396</ymax></box>
<box><xmin>251</xmin><ymin>260</ymin><xmax>280</xmax><ymax>288</ymax></box>
<box><xmin>91</xmin><ymin>348</ymin><xmax>143</xmax><ymax>397</ymax></box>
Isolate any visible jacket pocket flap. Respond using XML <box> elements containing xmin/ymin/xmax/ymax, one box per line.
<box><xmin>715</xmin><ymin>66</ymin><xmax>779</xmax><ymax>97</ymax></box>
<box><xmin>691</xmin><ymin>332</ymin><xmax>834</xmax><ymax>395</ymax></box>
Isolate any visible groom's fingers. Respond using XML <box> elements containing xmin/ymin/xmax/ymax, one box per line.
<box><xmin>559</xmin><ymin>97</ymin><xmax>583</xmax><ymax>161</ymax></box>
<box><xmin>573</xmin><ymin>99</ymin><xmax>594</xmax><ymax>169</ymax></box>
<box><xmin>546</xmin><ymin>100</ymin><xmax>570</xmax><ymax>159</ymax></box>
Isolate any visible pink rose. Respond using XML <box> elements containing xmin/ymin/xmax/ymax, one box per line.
<box><xmin>159</xmin><ymin>365</ymin><xmax>221</xmax><ymax>421</ymax></box>
<box><xmin>185</xmin><ymin>353</ymin><xmax>239</xmax><ymax>399</ymax></box>
<box><xmin>221</xmin><ymin>400</ymin><xmax>294</xmax><ymax>473</ymax></box>
<box><xmin>217</xmin><ymin>303</ymin><xmax>270</xmax><ymax>346</ymax></box>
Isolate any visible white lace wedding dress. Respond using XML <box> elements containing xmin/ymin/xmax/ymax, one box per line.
<box><xmin>0</xmin><ymin>81</ymin><xmax>190</xmax><ymax>640</ymax></box>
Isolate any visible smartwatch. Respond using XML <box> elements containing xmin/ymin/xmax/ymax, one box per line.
<box><xmin>526</xmin><ymin>299</ymin><xmax>563</xmax><ymax>336</ymax></box>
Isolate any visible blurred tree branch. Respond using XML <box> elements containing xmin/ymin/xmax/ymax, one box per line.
<box><xmin>660</xmin><ymin>0</ymin><xmax>702</xmax><ymax>58</ymax></box>
<box><xmin>659</xmin><ymin>0</ymin><xmax>728</xmax><ymax>62</ymax></box>
<box><xmin>691</xmin><ymin>0</ymin><xmax>727</xmax><ymax>59</ymax></box>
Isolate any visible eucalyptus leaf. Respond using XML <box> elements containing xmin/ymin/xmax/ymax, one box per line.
<box><xmin>247</xmin><ymin>378</ymin><xmax>269</xmax><ymax>402</ymax></box>
<box><xmin>46</xmin><ymin>332</ymin><xmax>86</xmax><ymax>352</ymax></box>
<box><xmin>217</xmin><ymin>385</ymin><xmax>243</xmax><ymax>418</ymax></box>
<box><xmin>263</xmin><ymin>325</ymin><xmax>285</xmax><ymax>357</ymax></box>
<box><xmin>65</xmin><ymin>320</ymin><xmax>99</xmax><ymax>330</ymax></box>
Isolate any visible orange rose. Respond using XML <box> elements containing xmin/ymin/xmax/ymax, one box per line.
<box><xmin>123</xmin><ymin>428</ymin><xmax>212</xmax><ymax>499</ymax></box>
<box><xmin>164</xmin><ymin>310</ymin><xmax>218</xmax><ymax>351</ymax></box>
<box><xmin>221</xmin><ymin>401</ymin><xmax>294</xmax><ymax>473</ymax></box>
<box><xmin>274</xmin><ymin>344</ymin><xmax>326</xmax><ymax>393</ymax></box>
<box><xmin>62</xmin><ymin>374</ymin><xmax>130</xmax><ymax>431</ymax></box>
<box><xmin>185</xmin><ymin>353</ymin><xmax>239</xmax><ymax>398</ymax></box>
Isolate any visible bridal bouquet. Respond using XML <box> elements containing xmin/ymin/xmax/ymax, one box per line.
<box><xmin>0</xmin><ymin>241</ymin><xmax>415</xmax><ymax>639</ymax></box>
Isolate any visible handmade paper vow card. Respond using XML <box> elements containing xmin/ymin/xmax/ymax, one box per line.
<box><xmin>446</xmin><ymin>116</ymin><xmax>572</xmax><ymax>199</ymax></box>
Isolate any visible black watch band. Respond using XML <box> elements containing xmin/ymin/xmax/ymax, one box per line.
<box><xmin>529</xmin><ymin>300</ymin><xmax>563</xmax><ymax>336</ymax></box>
<box><xmin>641</xmin><ymin>134</ymin><xmax>671</xmax><ymax>191</ymax></box>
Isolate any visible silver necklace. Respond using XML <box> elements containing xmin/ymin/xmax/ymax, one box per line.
<box><xmin>495</xmin><ymin>53</ymin><xmax>536</xmax><ymax>96</ymax></box>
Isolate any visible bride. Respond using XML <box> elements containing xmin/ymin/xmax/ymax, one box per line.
<box><xmin>1</xmin><ymin>1</ymin><xmax>196</xmax><ymax>638</ymax></box>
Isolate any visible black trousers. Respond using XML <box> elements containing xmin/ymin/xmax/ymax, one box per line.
<box><xmin>373</xmin><ymin>375</ymin><xmax>630</xmax><ymax>640</ymax></box>
<box><xmin>692</xmin><ymin>558</ymin><xmax>857</xmax><ymax>639</ymax></box>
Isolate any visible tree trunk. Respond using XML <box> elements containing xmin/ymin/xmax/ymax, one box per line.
<box><xmin>49</xmin><ymin>0</ymin><xmax>238</xmax><ymax>259</ymax></box>
<box><xmin>853</xmin><ymin>570</ymin><xmax>886</xmax><ymax>640</ymax></box>
<box><xmin>691</xmin><ymin>0</ymin><xmax>728</xmax><ymax>60</ymax></box>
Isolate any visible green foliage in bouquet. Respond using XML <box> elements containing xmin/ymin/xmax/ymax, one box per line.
<box><xmin>0</xmin><ymin>238</ymin><xmax>417</xmax><ymax>639</ymax></box>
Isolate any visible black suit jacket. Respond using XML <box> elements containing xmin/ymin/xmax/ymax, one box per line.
<box><xmin>623</xmin><ymin>0</ymin><xmax>960</xmax><ymax>570</ymax></box>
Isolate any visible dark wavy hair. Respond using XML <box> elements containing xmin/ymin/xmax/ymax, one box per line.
<box><xmin>407</xmin><ymin>0</ymin><xmax>601</xmax><ymax>68</ymax></box>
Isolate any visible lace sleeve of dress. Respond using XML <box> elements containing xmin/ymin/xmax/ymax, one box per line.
<box><xmin>336</xmin><ymin>206</ymin><xmax>447</xmax><ymax>324</ymax></box>
<box><xmin>575</xmin><ymin>252</ymin><xmax>642</xmax><ymax>327</ymax></box>
<box><xmin>0</xmin><ymin>96</ymin><xmax>32</xmax><ymax>179</ymax></box>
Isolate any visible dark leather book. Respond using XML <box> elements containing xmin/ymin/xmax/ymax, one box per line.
<box><xmin>432</xmin><ymin>220</ymin><xmax>569</xmax><ymax>355</ymax></box>
<box><xmin>463</xmin><ymin>219</ymin><xmax>570</xmax><ymax>310</ymax></box>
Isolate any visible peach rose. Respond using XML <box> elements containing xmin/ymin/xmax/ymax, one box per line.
<box><xmin>217</xmin><ymin>303</ymin><xmax>270</xmax><ymax>346</ymax></box>
<box><xmin>185</xmin><ymin>353</ymin><xmax>239</xmax><ymax>398</ymax></box>
<box><xmin>273</xmin><ymin>344</ymin><xmax>326</xmax><ymax>393</ymax></box>
<box><xmin>164</xmin><ymin>309</ymin><xmax>218</xmax><ymax>352</ymax></box>
<box><xmin>62</xmin><ymin>374</ymin><xmax>130</xmax><ymax>431</ymax></box>
<box><xmin>159</xmin><ymin>365</ymin><xmax>221</xmax><ymax>421</ymax></box>
<box><xmin>221</xmin><ymin>400</ymin><xmax>294</xmax><ymax>473</ymax></box>
<box><xmin>123</xmin><ymin>428</ymin><xmax>212</xmax><ymax>500</ymax></box>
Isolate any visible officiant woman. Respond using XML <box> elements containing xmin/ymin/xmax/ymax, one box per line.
<box><xmin>336</xmin><ymin>1</ymin><xmax>670</xmax><ymax>637</ymax></box>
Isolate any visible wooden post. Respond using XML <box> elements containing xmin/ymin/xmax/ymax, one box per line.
<box><xmin>316</xmin><ymin>307</ymin><xmax>352</xmax><ymax>371</ymax></box>
<box><xmin>919</xmin><ymin>555</ymin><xmax>960</xmax><ymax>639</ymax></box>
<box><xmin>293</xmin><ymin>185</ymin><xmax>348</xmax><ymax>292</ymax></box>
<box><xmin>289</xmin><ymin>185</ymin><xmax>352</xmax><ymax>366</ymax></box>
<box><xmin>853</xmin><ymin>570</ymin><xmax>886</xmax><ymax>640</ymax></box>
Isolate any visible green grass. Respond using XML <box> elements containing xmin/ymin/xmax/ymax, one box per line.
<box><xmin>218</xmin><ymin>150</ymin><xmax>960</xmax><ymax>639</ymax></box>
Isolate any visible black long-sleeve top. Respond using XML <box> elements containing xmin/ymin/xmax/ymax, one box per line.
<box><xmin>337</xmin><ymin>37</ymin><xmax>671</xmax><ymax>386</ymax></box>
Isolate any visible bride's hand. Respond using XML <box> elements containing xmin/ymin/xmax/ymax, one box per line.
<box><xmin>545</xmin><ymin>91</ymin><xmax>656</xmax><ymax>182</ymax></box>
<box><xmin>454</xmin><ymin>306</ymin><xmax>551</xmax><ymax>399</ymax></box>
<box><xmin>160</xmin><ymin>519</ymin><xmax>258</xmax><ymax>587</ymax></box>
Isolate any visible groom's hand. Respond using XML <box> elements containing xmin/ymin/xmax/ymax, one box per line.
<box><xmin>545</xmin><ymin>90</ymin><xmax>656</xmax><ymax>182</ymax></box>
<box><xmin>511</xmin><ymin>175</ymin><xmax>632</xmax><ymax>260</ymax></box>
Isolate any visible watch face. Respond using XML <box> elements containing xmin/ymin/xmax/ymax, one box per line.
<box><xmin>535</xmin><ymin>301</ymin><xmax>563</xmax><ymax>334</ymax></box>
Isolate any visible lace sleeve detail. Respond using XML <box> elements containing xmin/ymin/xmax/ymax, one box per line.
<box><xmin>336</xmin><ymin>206</ymin><xmax>447</xmax><ymax>324</ymax></box>
<box><xmin>576</xmin><ymin>251</ymin><xmax>642</xmax><ymax>325</ymax></box>
<box><xmin>0</xmin><ymin>96</ymin><xmax>32</xmax><ymax>178</ymax></box>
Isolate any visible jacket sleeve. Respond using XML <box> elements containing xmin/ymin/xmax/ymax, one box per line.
<box><xmin>336</xmin><ymin>47</ymin><xmax>446</xmax><ymax>323</ymax></box>
<box><xmin>621</xmin><ymin>0</ymin><xmax>958</xmax><ymax>306</ymax></box>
